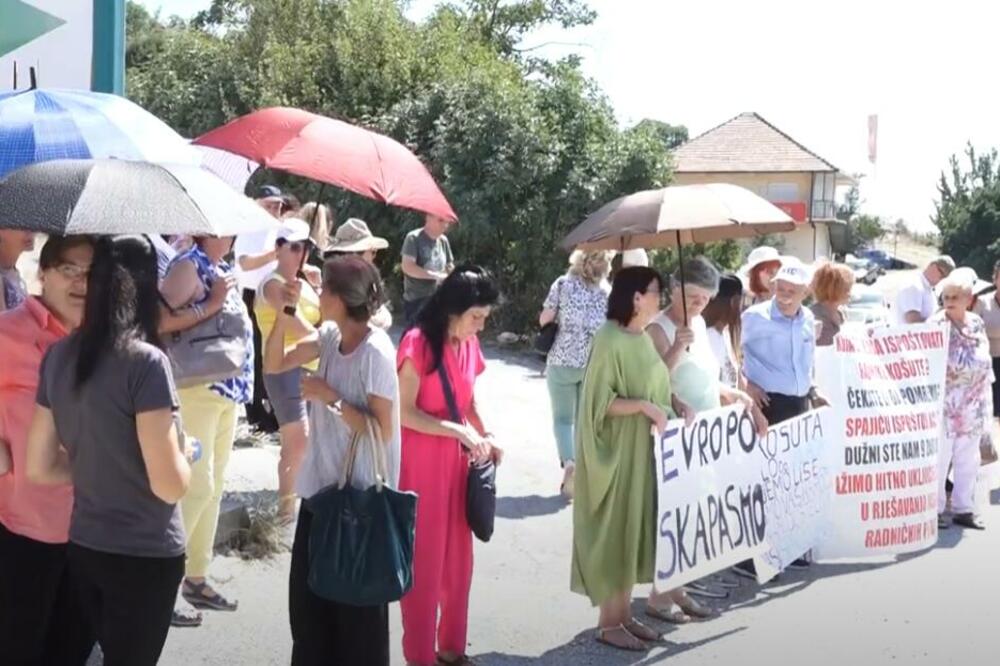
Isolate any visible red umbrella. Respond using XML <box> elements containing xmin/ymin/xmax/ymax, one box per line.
<box><xmin>193</xmin><ymin>107</ymin><xmax>457</xmax><ymax>221</ymax></box>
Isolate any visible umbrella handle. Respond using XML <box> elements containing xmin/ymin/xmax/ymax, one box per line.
<box><xmin>675</xmin><ymin>230</ymin><xmax>690</xmax><ymax>352</ymax></box>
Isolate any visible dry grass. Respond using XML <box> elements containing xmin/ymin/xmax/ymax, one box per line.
<box><xmin>223</xmin><ymin>491</ymin><xmax>288</xmax><ymax>560</ymax></box>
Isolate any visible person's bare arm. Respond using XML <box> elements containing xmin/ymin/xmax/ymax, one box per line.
<box><xmin>262</xmin><ymin>279</ymin><xmax>314</xmax><ymax>340</ymax></box>
<box><xmin>26</xmin><ymin>407</ymin><xmax>72</xmax><ymax>485</ymax></box>
<box><xmin>539</xmin><ymin>308</ymin><xmax>556</xmax><ymax>327</ymax></box>
<box><xmin>136</xmin><ymin>408</ymin><xmax>190</xmax><ymax>503</ymax></box>
<box><xmin>467</xmin><ymin>393</ymin><xmax>501</xmax><ymax>464</ymax></box>
<box><xmin>607</xmin><ymin>398</ymin><xmax>668</xmax><ymax>434</ymax></box>
<box><xmin>401</xmin><ymin>256</ymin><xmax>446</xmax><ymax>282</ymax></box>
<box><xmin>398</xmin><ymin>359</ymin><xmax>491</xmax><ymax>460</ymax></box>
<box><xmin>263</xmin><ymin>314</ymin><xmax>320</xmax><ymax>374</ymax></box>
<box><xmin>158</xmin><ymin>260</ymin><xmax>234</xmax><ymax>335</ymax></box>
<box><xmin>237</xmin><ymin>249</ymin><xmax>277</xmax><ymax>272</ymax></box>
<box><xmin>647</xmin><ymin>323</ymin><xmax>693</xmax><ymax>372</ymax></box>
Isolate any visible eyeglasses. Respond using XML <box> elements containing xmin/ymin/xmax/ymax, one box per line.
<box><xmin>278</xmin><ymin>239</ymin><xmax>309</xmax><ymax>253</ymax></box>
<box><xmin>54</xmin><ymin>263</ymin><xmax>90</xmax><ymax>281</ymax></box>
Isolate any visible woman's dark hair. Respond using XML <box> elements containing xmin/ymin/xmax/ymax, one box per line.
<box><xmin>75</xmin><ymin>235</ymin><xmax>162</xmax><ymax>387</ymax></box>
<box><xmin>417</xmin><ymin>264</ymin><xmax>500</xmax><ymax>372</ymax></box>
<box><xmin>322</xmin><ymin>255</ymin><xmax>386</xmax><ymax>323</ymax></box>
<box><xmin>703</xmin><ymin>273</ymin><xmax>744</xmax><ymax>366</ymax></box>
<box><xmin>38</xmin><ymin>234</ymin><xmax>95</xmax><ymax>270</ymax></box>
<box><xmin>607</xmin><ymin>266</ymin><xmax>662</xmax><ymax>326</ymax></box>
<box><xmin>703</xmin><ymin>274</ymin><xmax>743</xmax><ymax>330</ymax></box>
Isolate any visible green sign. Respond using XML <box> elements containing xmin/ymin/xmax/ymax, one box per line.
<box><xmin>0</xmin><ymin>0</ymin><xmax>65</xmax><ymax>59</ymax></box>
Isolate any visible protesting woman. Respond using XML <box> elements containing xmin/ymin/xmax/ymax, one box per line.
<box><xmin>810</xmin><ymin>262</ymin><xmax>855</xmax><ymax>346</ymax></box>
<box><xmin>933</xmin><ymin>270</ymin><xmax>993</xmax><ymax>530</ymax></box>
<box><xmin>703</xmin><ymin>274</ymin><xmax>744</xmax><ymax>389</ymax></box>
<box><xmin>324</xmin><ymin>218</ymin><xmax>393</xmax><ymax>329</ymax></box>
<box><xmin>27</xmin><ymin>235</ymin><xmax>191</xmax><ymax>666</ymax></box>
<box><xmin>264</xmin><ymin>255</ymin><xmax>399</xmax><ymax>665</ymax></box>
<box><xmin>572</xmin><ymin>266</ymin><xmax>671</xmax><ymax>651</ymax></box>
<box><xmin>255</xmin><ymin>220</ymin><xmax>321</xmax><ymax>522</ymax></box>
<box><xmin>160</xmin><ymin>235</ymin><xmax>253</xmax><ymax>624</ymax></box>
<box><xmin>0</xmin><ymin>236</ymin><xmax>96</xmax><ymax>665</ymax></box>
<box><xmin>538</xmin><ymin>250</ymin><xmax>613</xmax><ymax>497</ymax></box>
<box><xmin>397</xmin><ymin>266</ymin><xmax>502</xmax><ymax>666</ymax></box>
<box><xmin>645</xmin><ymin>259</ymin><xmax>764</xmax><ymax>621</ymax></box>
<box><xmin>742</xmin><ymin>246</ymin><xmax>781</xmax><ymax>307</ymax></box>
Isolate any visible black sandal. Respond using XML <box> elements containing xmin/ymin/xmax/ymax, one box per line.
<box><xmin>182</xmin><ymin>579</ymin><xmax>238</xmax><ymax>611</ymax></box>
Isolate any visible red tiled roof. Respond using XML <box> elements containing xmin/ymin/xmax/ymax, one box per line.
<box><xmin>673</xmin><ymin>112</ymin><xmax>839</xmax><ymax>173</ymax></box>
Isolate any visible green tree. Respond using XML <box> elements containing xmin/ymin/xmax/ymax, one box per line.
<box><xmin>634</xmin><ymin>119</ymin><xmax>688</xmax><ymax>151</ymax></box>
<box><xmin>934</xmin><ymin>143</ymin><xmax>1000</xmax><ymax>276</ymax></box>
<box><xmin>123</xmin><ymin>0</ymin><xmax>688</xmax><ymax>329</ymax></box>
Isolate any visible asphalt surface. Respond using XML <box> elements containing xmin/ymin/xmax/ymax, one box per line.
<box><xmin>156</xmin><ymin>335</ymin><xmax>1000</xmax><ymax>666</ymax></box>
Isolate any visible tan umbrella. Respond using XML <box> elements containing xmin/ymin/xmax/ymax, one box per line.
<box><xmin>561</xmin><ymin>183</ymin><xmax>796</xmax><ymax>325</ymax></box>
<box><xmin>561</xmin><ymin>183</ymin><xmax>795</xmax><ymax>251</ymax></box>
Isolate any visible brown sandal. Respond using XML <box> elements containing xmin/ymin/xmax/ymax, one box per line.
<box><xmin>645</xmin><ymin>603</ymin><xmax>691</xmax><ymax>624</ymax></box>
<box><xmin>676</xmin><ymin>593</ymin><xmax>716</xmax><ymax>620</ymax></box>
<box><xmin>624</xmin><ymin>618</ymin><xmax>662</xmax><ymax>642</ymax></box>
<box><xmin>596</xmin><ymin>624</ymin><xmax>647</xmax><ymax>651</ymax></box>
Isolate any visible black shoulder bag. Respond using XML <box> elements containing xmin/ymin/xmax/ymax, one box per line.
<box><xmin>534</xmin><ymin>277</ymin><xmax>563</xmax><ymax>355</ymax></box>
<box><xmin>436</xmin><ymin>361</ymin><xmax>497</xmax><ymax>543</ymax></box>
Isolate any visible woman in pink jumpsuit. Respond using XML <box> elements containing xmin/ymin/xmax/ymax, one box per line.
<box><xmin>397</xmin><ymin>266</ymin><xmax>502</xmax><ymax>666</ymax></box>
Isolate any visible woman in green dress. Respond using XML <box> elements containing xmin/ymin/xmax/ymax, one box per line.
<box><xmin>571</xmin><ymin>266</ymin><xmax>672</xmax><ymax>651</ymax></box>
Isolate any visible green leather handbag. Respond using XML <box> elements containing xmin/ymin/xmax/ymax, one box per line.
<box><xmin>305</xmin><ymin>415</ymin><xmax>417</xmax><ymax>605</ymax></box>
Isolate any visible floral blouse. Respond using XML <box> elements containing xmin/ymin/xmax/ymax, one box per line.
<box><xmin>543</xmin><ymin>274</ymin><xmax>610</xmax><ymax>369</ymax></box>
<box><xmin>931</xmin><ymin>311</ymin><xmax>994</xmax><ymax>437</ymax></box>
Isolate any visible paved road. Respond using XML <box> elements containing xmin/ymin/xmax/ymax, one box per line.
<box><xmin>158</xmin><ymin>345</ymin><xmax>1000</xmax><ymax>666</ymax></box>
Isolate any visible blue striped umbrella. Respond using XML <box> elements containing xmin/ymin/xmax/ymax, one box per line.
<box><xmin>0</xmin><ymin>88</ymin><xmax>200</xmax><ymax>178</ymax></box>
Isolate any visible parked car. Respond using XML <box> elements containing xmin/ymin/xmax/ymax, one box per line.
<box><xmin>844</xmin><ymin>283</ymin><xmax>889</xmax><ymax>325</ymax></box>
<box><xmin>844</xmin><ymin>254</ymin><xmax>881</xmax><ymax>285</ymax></box>
<box><xmin>858</xmin><ymin>248</ymin><xmax>893</xmax><ymax>269</ymax></box>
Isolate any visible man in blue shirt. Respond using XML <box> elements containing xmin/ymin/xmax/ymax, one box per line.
<box><xmin>735</xmin><ymin>257</ymin><xmax>829</xmax><ymax>578</ymax></box>
<box><xmin>742</xmin><ymin>257</ymin><xmax>828</xmax><ymax>424</ymax></box>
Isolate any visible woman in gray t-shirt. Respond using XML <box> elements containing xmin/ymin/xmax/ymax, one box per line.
<box><xmin>263</xmin><ymin>255</ymin><xmax>399</xmax><ymax>665</ymax></box>
<box><xmin>28</xmin><ymin>236</ymin><xmax>193</xmax><ymax>666</ymax></box>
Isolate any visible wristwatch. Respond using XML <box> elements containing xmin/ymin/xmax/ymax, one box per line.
<box><xmin>326</xmin><ymin>396</ymin><xmax>343</xmax><ymax>413</ymax></box>
<box><xmin>282</xmin><ymin>305</ymin><xmax>297</xmax><ymax>317</ymax></box>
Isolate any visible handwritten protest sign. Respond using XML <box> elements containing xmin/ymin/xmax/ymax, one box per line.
<box><xmin>755</xmin><ymin>408</ymin><xmax>837</xmax><ymax>580</ymax></box>
<box><xmin>813</xmin><ymin>323</ymin><xmax>947</xmax><ymax>559</ymax></box>
<box><xmin>655</xmin><ymin>405</ymin><xmax>767</xmax><ymax>590</ymax></box>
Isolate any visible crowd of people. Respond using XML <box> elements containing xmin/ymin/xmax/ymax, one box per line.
<box><xmin>0</xmin><ymin>184</ymin><xmax>506</xmax><ymax>666</ymax></box>
<box><xmin>0</xmin><ymin>185</ymin><xmax>996</xmax><ymax>663</ymax></box>
<box><xmin>541</xmin><ymin>247</ymin><xmax>998</xmax><ymax>650</ymax></box>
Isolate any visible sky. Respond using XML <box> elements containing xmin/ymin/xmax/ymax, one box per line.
<box><xmin>139</xmin><ymin>0</ymin><xmax>1000</xmax><ymax>232</ymax></box>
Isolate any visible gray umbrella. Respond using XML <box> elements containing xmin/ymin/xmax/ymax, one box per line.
<box><xmin>0</xmin><ymin>159</ymin><xmax>277</xmax><ymax>235</ymax></box>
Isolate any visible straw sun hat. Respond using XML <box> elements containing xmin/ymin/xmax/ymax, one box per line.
<box><xmin>326</xmin><ymin>218</ymin><xmax>389</xmax><ymax>253</ymax></box>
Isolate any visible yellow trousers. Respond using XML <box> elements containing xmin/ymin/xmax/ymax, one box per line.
<box><xmin>178</xmin><ymin>385</ymin><xmax>238</xmax><ymax>578</ymax></box>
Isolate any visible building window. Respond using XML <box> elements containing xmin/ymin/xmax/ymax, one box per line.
<box><xmin>766</xmin><ymin>183</ymin><xmax>799</xmax><ymax>202</ymax></box>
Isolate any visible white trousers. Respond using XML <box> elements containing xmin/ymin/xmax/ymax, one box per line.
<box><xmin>938</xmin><ymin>433</ymin><xmax>981</xmax><ymax>514</ymax></box>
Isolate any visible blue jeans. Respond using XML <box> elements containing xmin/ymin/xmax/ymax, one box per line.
<box><xmin>546</xmin><ymin>365</ymin><xmax>585</xmax><ymax>465</ymax></box>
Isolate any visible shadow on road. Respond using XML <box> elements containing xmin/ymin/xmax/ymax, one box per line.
<box><xmin>473</xmin><ymin>625</ymin><xmax>746</xmax><ymax>665</ymax></box>
<box><xmin>482</xmin><ymin>345</ymin><xmax>547</xmax><ymax>376</ymax></box>
<box><xmin>496</xmin><ymin>494</ymin><xmax>569</xmax><ymax>520</ymax></box>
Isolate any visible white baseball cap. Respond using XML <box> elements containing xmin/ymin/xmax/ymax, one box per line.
<box><xmin>277</xmin><ymin>219</ymin><xmax>311</xmax><ymax>244</ymax></box>
<box><xmin>774</xmin><ymin>257</ymin><xmax>812</xmax><ymax>286</ymax></box>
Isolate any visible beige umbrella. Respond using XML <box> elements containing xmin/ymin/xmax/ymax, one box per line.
<box><xmin>561</xmin><ymin>183</ymin><xmax>795</xmax><ymax>324</ymax></box>
<box><xmin>561</xmin><ymin>183</ymin><xmax>795</xmax><ymax>251</ymax></box>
